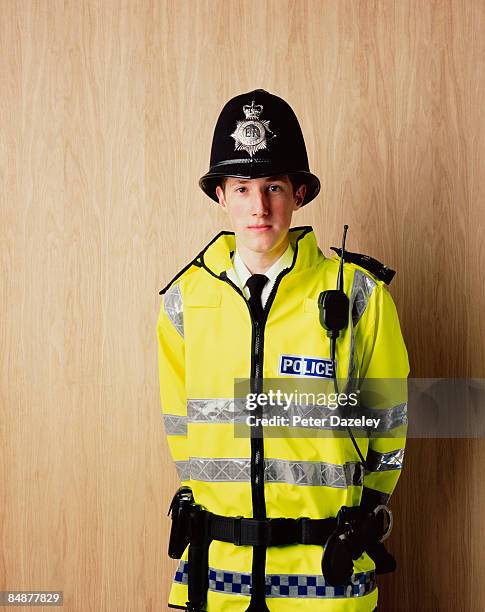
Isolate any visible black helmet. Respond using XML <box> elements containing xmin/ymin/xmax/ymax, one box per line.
<box><xmin>199</xmin><ymin>89</ymin><xmax>321</xmax><ymax>207</ymax></box>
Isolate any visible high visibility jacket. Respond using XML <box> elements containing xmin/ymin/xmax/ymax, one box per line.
<box><xmin>157</xmin><ymin>225</ymin><xmax>409</xmax><ymax>611</ymax></box>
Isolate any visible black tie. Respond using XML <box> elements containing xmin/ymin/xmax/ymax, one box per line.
<box><xmin>246</xmin><ymin>274</ymin><xmax>268</xmax><ymax>322</ymax></box>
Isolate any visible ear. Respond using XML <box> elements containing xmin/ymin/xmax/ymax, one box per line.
<box><xmin>215</xmin><ymin>185</ymin><xmax>227</xmax><ymax>210</ymax></box>
<box><xmin>293</xmin><ymin>183</ymin><xmax>307</xmax><ymax>210</ymax></box>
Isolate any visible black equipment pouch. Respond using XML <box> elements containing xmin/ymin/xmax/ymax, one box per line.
<box><xmin>187</xmin><ymin>507</ymin><xmax>212</xmax><ymax>612</ymax></box>
<box><xmin>321</xmin><ymin>523</ymin><xmax>355</xmax><ymax>586</ymax></box>
<box><xmin>366</xmin><ymin>540</ymin><xmax>397</xmax><ymax>575</ymax></box>
<box><xmin>167</xmin><ymin>488</ymin><xmax>212</xmax><ymax>612</ymax></box>
<box><xmin>167</xmin><ymin>486</ymin><xmax>195</xmax><ymax>559</ymax></box>
<box><xmin>322</xmin><ymin>505</ymin><xmax>396</xmax><ymax>586</ymax></box>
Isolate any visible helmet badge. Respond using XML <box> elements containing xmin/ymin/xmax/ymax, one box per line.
<box><xmin>230</xmin><ymin>100</ymin><xmax>276</xmax><ymax>157</ymax></box>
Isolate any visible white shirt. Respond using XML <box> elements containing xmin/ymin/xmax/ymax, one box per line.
<box><xmin>226</xmin><ymin>241</ymin><xmax>294</xmax><ymax>308</ymax></box>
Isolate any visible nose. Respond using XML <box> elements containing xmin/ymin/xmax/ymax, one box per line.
<box><xmin>250</xmin><ymin>188</ymin><xmax>269</xmax><ymax>216</ymax></box>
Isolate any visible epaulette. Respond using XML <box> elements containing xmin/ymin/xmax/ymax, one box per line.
<box><xmin>158</xmin><ymin>258</ymin><xmax>202</xmax><ymax>295</ymax></box>
<box><xmin>330</xmin><ymin>247</ymin><xmax>396</xmax><ymax>285</ymax></box>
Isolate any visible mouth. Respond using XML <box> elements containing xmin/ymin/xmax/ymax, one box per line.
<box><xmin>248</xmin><ymin>224</ymin><xmax>272</xmax><ymax>232</ymax></box>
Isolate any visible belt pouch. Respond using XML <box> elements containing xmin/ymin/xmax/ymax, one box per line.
<box><xmin>187</xmin><ymin>508</ymin><xmax>211</xmax><ymax>611</ymax></box>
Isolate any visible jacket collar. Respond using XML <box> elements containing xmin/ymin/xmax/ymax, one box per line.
<box><xmin>232</xmin><ymin>241</ymin><xmax>294</xmax><ymax>289</ymax></box>
<box><xmin>199</xmin><ymin>226</ymin><xmax>322</xmax><ymax>278</ymax></box>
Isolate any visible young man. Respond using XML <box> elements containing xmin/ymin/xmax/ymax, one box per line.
<box><xmin>157</xmin><ymin>89</ymin><xmax>409</xmax><ymax>612</ymax></box>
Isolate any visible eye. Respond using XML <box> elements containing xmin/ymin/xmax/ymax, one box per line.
<box><xmin>269</xmin><ymin>184</ymin><xmax>282</xmax><ymax>192</ymax></box>
<box><xmin>235</xmin><ymin>186</ymin><xmax>247</xmax><ymax>193</ymax></box>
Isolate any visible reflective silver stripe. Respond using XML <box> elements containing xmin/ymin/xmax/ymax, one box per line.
<box><xmin>175</xmin><ymin>460</ymin><xmax>190</xmax><ymax>481</ymax></box>
<box><xmin>188</xmin><ymin>398</ymin><xmax>350</xmax><ymax>427</ymax></box>
<box><xmin>163</xmin><ymin>282</ymin><xmax>184</xmax><ymax>338</ymax></box>
<box><xmin>190</xmin><ymin>457</ymin><xmax>249</xmax><ymax>482</ymax></box>
<box><xmin>188</xmin><ymin>398</ymin><xmax>236</xmax><ymax>422</ymax></box>
<box><xmin>174</xmin><ymin>559</ymin><xmax>376</xmax><ymax>598</ymax></box>
<box><xmin>188</xmin><ymin>398</ymin><xmax>407</xmax><ymax>432</ymax></box>
<box><xmin>265</xmin><ymin>458</ymin><xmax>363</xmax><ymax>488</ymax></box>
<box><xmin>346</xmin><ymin>269</ymin><xmax>377</xmax><ymax>384</ymax></box>
<box><xmin>366</xmin><ymin>448</ymin><xmax>405</xmax><ymax>472</ymax></box>
<box><xmin>351</xmin><ymin>269</ymin><xmax>376</xmax><ymax>327</ymax></box>
<box><xmin>187</xmin><ymin>457</ymin><xmax>363</xmax><ymax>488</ymax></box>
<box><xmin>363</xmin><ymin>402</ymin><xmax>408</xmax><ymax>430</ymax></box>
<box><xmin>163</xmin><ymin>414</ymin><xmax>188</xmax><ymax>436</ymax></box>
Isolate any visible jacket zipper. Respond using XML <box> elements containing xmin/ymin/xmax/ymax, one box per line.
<box><xmin>201</xmin><ymin>228</ymin><xmax>310</xmax><ymax>517</ymax></box>
<box><xmin>221</xmin><ymin>264</ymin><xmax>298</xmax><ymax>518</ymax></box>
<box><xmin>196</xmin><ymin>228</ymin><xmax>312</xmax><ymax>608</ymax></box>
<box><xmin>219</xmin><ymin>275</ymin><xmax>267</xmax><ymax>517</ymax></box>
<box><xmin>217</xmin><ymin>229</ymin><xmax>310</xmax><ymax>514</ymax></box>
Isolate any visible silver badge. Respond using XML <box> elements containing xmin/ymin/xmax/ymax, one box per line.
<box><xmin>230</xmin><ymin>100</ymin><xmax>276</xmax><ymax>157</ymax></box>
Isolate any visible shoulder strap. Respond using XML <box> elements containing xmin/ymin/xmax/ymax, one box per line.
<box><xmin>330</xmin><ymin>247</ymin><xmax>395</xmax><ymax>285</ymax></box>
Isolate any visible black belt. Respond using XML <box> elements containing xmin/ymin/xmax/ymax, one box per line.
<box><xmin>208</xmin><ymin>511</ymin><xmax>337</xmax><ymax>547</ymax></box>
<box><xmin>168</xmin><ymin>486</ymin><xmax>395</xmax><ymax>612</ymax></box>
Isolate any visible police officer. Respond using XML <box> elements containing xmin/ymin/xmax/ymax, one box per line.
<box><xmin>157</xmin><ymin>89</ymin><xmax>409</xmax><ymax>611</ymax></box>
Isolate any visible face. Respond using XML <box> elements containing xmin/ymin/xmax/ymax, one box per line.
<box><xmin>215</xmin><ymin>175</ymin><xmax>306</xmax><ymax>256</ymax></box>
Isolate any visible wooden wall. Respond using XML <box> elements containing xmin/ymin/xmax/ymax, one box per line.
<box><xmin>1</xmin><ymin>1</ymin><xmax>484</xmax><ymax>610</ymax></box>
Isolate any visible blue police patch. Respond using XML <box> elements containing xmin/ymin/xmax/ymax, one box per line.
<box><xmin>279</xmin><ymin>354</ymin><xmax>336</xmax><ymax>378</ymax></box>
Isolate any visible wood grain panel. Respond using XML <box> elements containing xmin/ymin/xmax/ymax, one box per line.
<box><xmin>1</xmin><ymin>1</ymin><xmax>483</xmax><ymax>610</ymax></box>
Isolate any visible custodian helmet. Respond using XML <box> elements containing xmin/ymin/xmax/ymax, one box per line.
<box><xmin>198</xmin><ymin>89</ymin><xmax>321</xmax><ymax>206</ymax></box>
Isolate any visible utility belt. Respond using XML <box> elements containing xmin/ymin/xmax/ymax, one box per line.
<box><xmin>167</xmin><ymin>486</ymin><xmax>396</xmax><ymax>612</ymax></box>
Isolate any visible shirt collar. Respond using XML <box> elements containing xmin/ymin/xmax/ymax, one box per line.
<box><xmin>232</xmin><ymin>241</ymin><xmax>294</xmax><ymax>288</ymax></box>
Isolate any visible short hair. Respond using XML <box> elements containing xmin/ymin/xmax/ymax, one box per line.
<box><xmin>218</xmin><ymin>174</ymin><xmax>305</xmax><ymax>197</ymax></box>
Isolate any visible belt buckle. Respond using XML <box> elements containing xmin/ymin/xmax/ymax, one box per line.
<box><xmin>268</xmin><ymin>517</ymin><xmax>298</xmax><ymax>546</ymax></box>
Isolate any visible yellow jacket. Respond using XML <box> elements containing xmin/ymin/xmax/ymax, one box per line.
<box><xmin>157</xmin><ymin>226</ymin><xmax>409</xmax><ymax>611</ymax></box>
